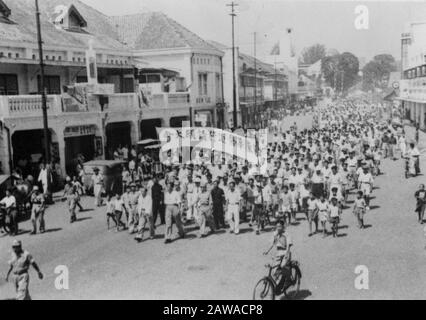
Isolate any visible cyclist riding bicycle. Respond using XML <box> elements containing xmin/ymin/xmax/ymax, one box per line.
<box><xmin>263</xmin><ymin>220</ymin><xmax>293</xmax><ymax>290</ymax></box>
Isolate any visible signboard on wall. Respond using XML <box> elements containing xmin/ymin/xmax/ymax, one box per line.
<box><xmin>86</xmin><ymin>40</ymin><xmax>98</xmax><ymax>85</ymax></box>
<box><xmin>64</xmin><ymin>125</ymin><xmax>96</xmax><ymax>138</ymax></box>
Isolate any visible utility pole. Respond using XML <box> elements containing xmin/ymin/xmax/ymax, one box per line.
<box><xmin>35</xmin><ymin>0</ymin><xmax>51</xmax><ymax>164</ymax></box>
<box><xmin>254</xmin><ymin>31</ymin><xmax>257</xmax><ymax>129</ymax></box>
<box><xmin>274</xmin><ymin>60</ymin><xmax>278</xmax><ymax>104</ymax></box>
<box><xmin>227</xmin><ymin>2</ymin><xmax>238</xmax><ymax>129</ymax></box>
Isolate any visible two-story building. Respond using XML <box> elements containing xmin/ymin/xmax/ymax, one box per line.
<box><xmin>0</xmin><ymin>0</ymin><xmax>142</xmax><ymax>176</ymax></box>
<box><xmin>110</xmin><ymin>12</ymin><xmax>226</xmax><ymax>132</ymax></box>
<box><xmin>0</xmin><ymin>0</ymin><xmax>222</xmax><ymax>177</ymax></box>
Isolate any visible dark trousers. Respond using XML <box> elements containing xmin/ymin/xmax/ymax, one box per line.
<box><xmin>9</xmin><ymin>208</ymin><xmax>18</xmax><ymax>235</ymax></box>
<box><xmin>212</xmin><ymin>204</ymin><xmax>225</xmax><ymax>229</ymax></box>
<box><xmin>153</xmin><ymin>201</ymin><xmax>165</xmax><ymax>225</ymax></box>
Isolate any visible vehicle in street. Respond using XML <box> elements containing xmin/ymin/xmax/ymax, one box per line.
<box><xmin>253</xmin><ymin>261</ymin><xmax>302</xmax><ymax>300</ymax></box>
<box><xmin>82</xmin><ymin>160</ymin><xmax>126</xmax><ymax>196</ymax></box>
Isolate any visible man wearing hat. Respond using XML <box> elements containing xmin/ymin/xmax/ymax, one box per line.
<box><xmin>6</xmin><ymin>240</ymin><xmax>43</xmax><ymax>300</ymax></box>
<box><xmin>225</xmin><ymin>180</ymin><xmax>241</xmax><ymax>234</ymax></box>
<box><xmin>30</xmin><ymin>186</ymin><xmax>45</xmax><ymax>235</ymax></box>
<box><xmin>91</xmin><ymin>167</ymin><xmax>104</xmax><ymax>207</ymax></box>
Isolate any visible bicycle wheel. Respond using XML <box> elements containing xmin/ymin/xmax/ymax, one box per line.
<box><xmin>283</xmin><ymin>266</ymin><xmax>301</xmax><ymax>299</ymax></box>
<box><xmin>253</xmin><ymin>277</ymin><xmax>275</xmax><ymax>300</ymax></box>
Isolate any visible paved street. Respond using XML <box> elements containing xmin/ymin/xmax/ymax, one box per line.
<box><xmin>1</xmin><ymin>127</ymin><xmax>426</xmax><ymax>300</ymax></box>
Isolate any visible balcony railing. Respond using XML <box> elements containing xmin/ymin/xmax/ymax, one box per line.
<box><xmin>0</xmin><ymin>92</ymin><xmax>141</xmax><ymax>119</ymax></box>
<box><xmin>0</xmin><ymin>95</ymin><xmax>61</xmax><ymax>118</ymax></box>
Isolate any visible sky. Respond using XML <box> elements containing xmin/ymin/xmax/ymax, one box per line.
<box><xmin>81</xmin><ymin>0</ymin><xmax>426</xmax><ymax>62</ymax></box>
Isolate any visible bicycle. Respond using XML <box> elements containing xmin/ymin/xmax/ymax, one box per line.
<box><xmin>253</xmin><ymin>261</ymin><xmax>302</xmax><ymax>300</ymax></box>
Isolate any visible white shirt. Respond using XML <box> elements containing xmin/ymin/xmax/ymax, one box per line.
<box><xmin>138</xmin><ymin>194</ymin><xmax>152</xmax><ymax>215</ymax></box>
<box><xmin>164</xmin><ymin>191</ymin><xmax>182</xmax><ymax>205</ymax></box>
<box><xmin>226</xmin><ymin>189</ymin><xmax>241</xmax><ymax>205</ymax></box>
<box><xmin>0</xmin><ymin>195</ymin><xmax>16</xmax><ymax>208</ymax></box>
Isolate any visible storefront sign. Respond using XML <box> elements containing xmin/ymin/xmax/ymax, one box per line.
<box><xmin>64</xmin><ymin>125</ymin><xmax>96</xmax><ymax>138</ymax></box>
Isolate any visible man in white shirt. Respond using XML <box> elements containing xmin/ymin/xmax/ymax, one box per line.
<box><xmin>135</xmin><ymin>187</ymin><xmax>154</xmax><ymax>242</ymax></box>
<box><xmin>91</xmin><ymin>167</ymin><xmax>104</xmax><ymax>207</ymax></box>
<box><xmin>164</xmin><ymin>182</ymin><xmax>185</xmax><ymax>244</ymax></box>
<box><xmin>225</xmin><ymin>180</ymin><xmax>241</xmax><ymax>235</ymax></box>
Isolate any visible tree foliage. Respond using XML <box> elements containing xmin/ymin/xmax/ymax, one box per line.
<box><xmin>321</xmin><ymin>52</ymin><xmax>359</xmax><ymax>93</ymax></box>
<box><xmin>300</xmin><ymin>44</ymin><xmax>326</xmax><ymax>65</ymax></box>
<box><xmin>362</xmin><ymin>54</ymin><xmax>397</xmax><ymax>91</ymax></box>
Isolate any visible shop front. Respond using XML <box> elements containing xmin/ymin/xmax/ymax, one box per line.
<box><xmin>64</xmin><ymin>125</ymin><xmax>97</xmax><ymax>175</ymax></box>
<box><xmin>105</xmin><ymin>122</ymin><xmax>132</xmax><ymax>158</ymax></box>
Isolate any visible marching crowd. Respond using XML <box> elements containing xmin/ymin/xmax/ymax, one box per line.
<box><xmin>2</xmin><ymin>99</ymin><xmax>423</xmax><ymax>243</ymax></box>
<box><xmin>3</xmin><ymin>98</ymin><xmax>425</xmax><ymax>301</ymax></box>
<box><xmin>68</xmin><ymin>99</ymin><xmax>421</xmax><ymax>244</ymax></box>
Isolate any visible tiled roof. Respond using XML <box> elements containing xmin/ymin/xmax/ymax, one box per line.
<box><xmin>110</xmin><ymin>12</ymin><xmax>219</xmax><ymax>52</ymax></box>
<box><xmin>0</xmin><ymin>0</ymin><xmax>128</xmax><ymax>51</ymax></box>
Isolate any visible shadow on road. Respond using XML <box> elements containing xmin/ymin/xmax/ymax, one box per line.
<box><xmin>280</xmin><ymin>289</ymin><xmax>312</xmax><ymax>300</ymax></box>
<box><xmin>363</xmin><ymin>224</ymin><xmax>372</xmax><ymax>229</ymax></box>
<box><xmin>75</xmin><ymin>217</ymin><xmax>93</xmax><ymax>223</ymax></box>
<box><xmin>337</xmin><ymin>233</ymin><xmax>348</xmax><ymax>238</ymax></box>
<box><xmin>238</xmin><ymin>228</ymin><xmax>254</xmax><ymax>234</ymax></box>
<box><xmin>17</xmin><ymin>230</ymin><xmax>31</xmax><ymax>236</ymax></box>
<box><xmin>42</xmin><ymin>228</ymin><xmax>63</xmax><ymax>234</ymax></box>
<box><xmin>79</xmin><ymin>209</ymin><xmax>95</xmax><ymax>213</ymax></box>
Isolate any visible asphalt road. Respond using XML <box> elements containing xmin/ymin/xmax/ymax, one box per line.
<box><xmin>1</xmin><ymin>128</ymin><xmax>426</xmax><ymax>300</ymax></box>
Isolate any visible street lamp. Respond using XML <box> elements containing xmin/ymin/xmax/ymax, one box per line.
<box><xmin>35</xmin><ymin>0</ymin><xmax>51</xmax><ymax>164</ymax></box>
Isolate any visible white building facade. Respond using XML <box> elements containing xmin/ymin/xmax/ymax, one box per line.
<box><xmin>400</xmin><ymin>21</ymin><xmax>426</xmax><ymax>129</ymax></box>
